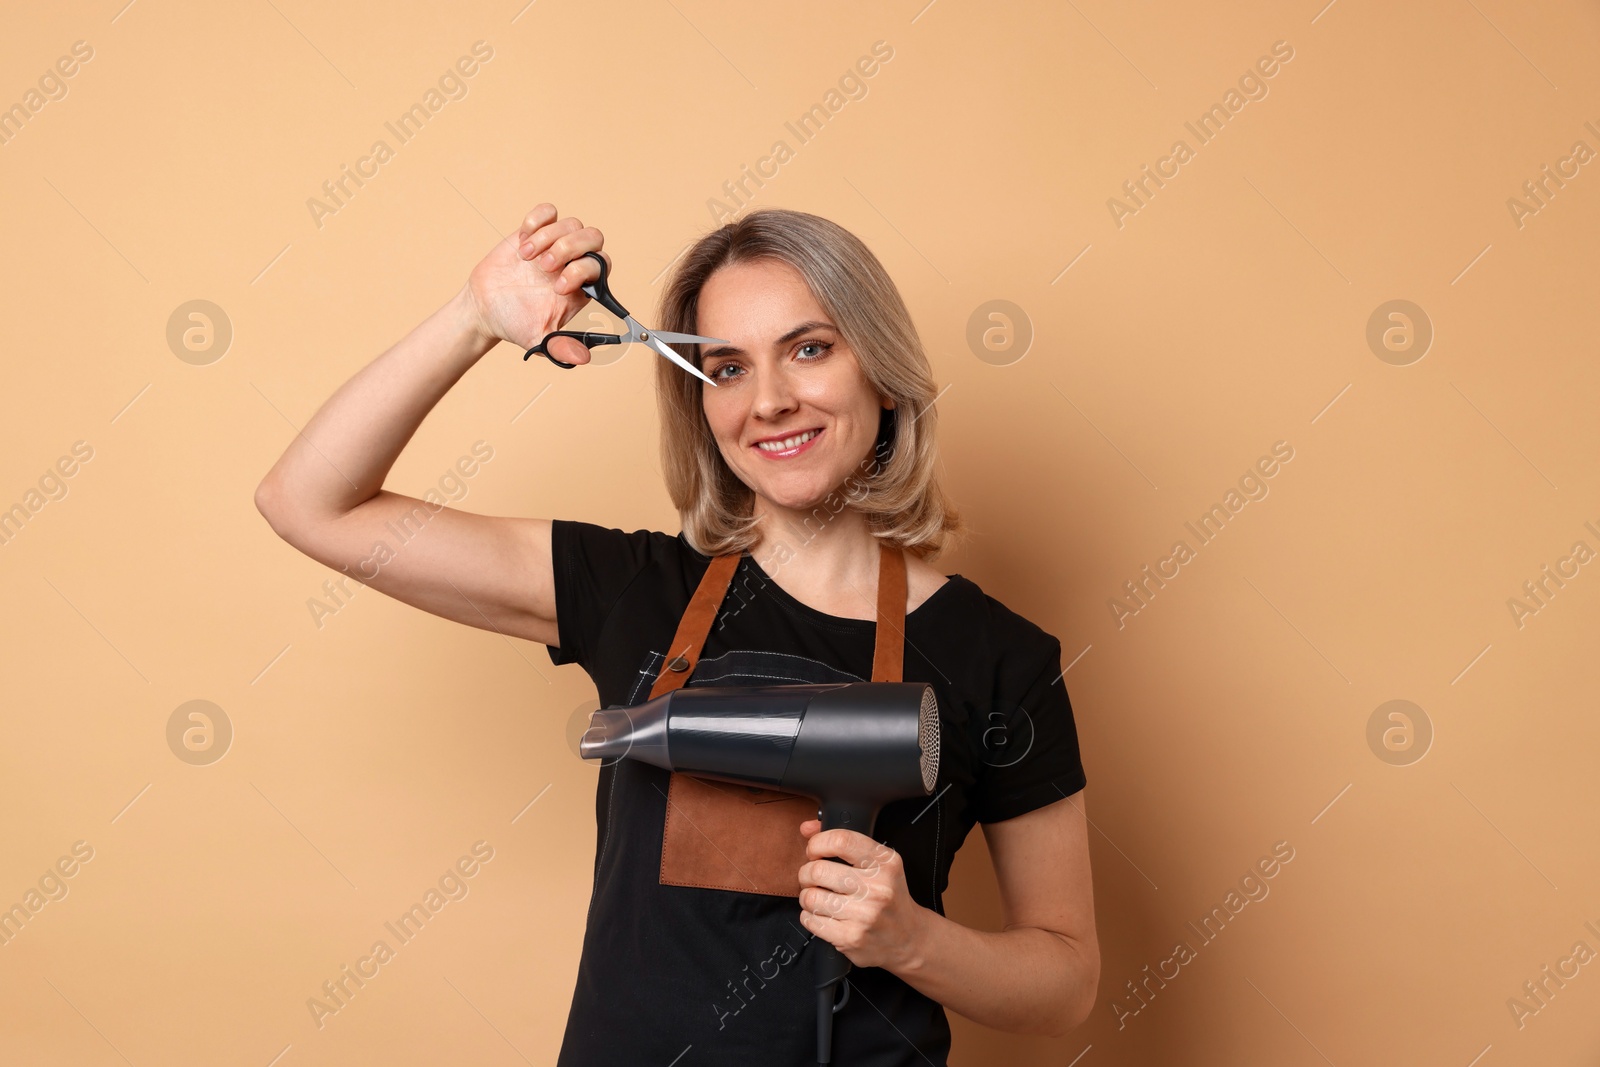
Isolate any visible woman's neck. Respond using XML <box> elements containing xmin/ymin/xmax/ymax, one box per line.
<box><xmin>749</xmin><ymin>495</ymin><xmax>884</xmax><ymax>620</ymax></box>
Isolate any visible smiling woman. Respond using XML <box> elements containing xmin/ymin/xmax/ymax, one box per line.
<box><xmin>522</xmin><ymin>209</ymin><xmax>1099</xmax><ymax>1064</ymax></box>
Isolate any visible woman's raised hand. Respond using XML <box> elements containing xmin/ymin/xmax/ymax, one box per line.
<box><xmin>463</xmin><ymin>203</ymin><xmax>608</xmax><ymax>364</ymax></box>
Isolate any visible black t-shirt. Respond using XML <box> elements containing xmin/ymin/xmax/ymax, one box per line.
<box><xmin>546</xmin><ymin>519</ymin><xmax>1088</xmax><ymax>1066</ymax></box>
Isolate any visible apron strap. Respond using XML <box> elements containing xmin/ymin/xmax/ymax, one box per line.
<box><xmin>646</xmin><ymin>552</ymin><xmax>741</xmax><ymax>701</ymax></box>
<box><xmin>871</xmin><ymin>542</ymin><xmax>906</xmax><ymax>682</ymax></box>
<box><xmin>648</xmin><ymin>540</ymin><xmax>906</xmax><ymax>702</ymax></box>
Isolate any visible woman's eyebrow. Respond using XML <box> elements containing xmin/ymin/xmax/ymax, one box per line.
<box><xmin>699</xmin><ymin>320</ymin><xmax>835</xmax><ymax>362</ymax></box>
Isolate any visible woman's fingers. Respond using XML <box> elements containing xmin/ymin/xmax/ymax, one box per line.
<box><xmin>518</xmin><ymin>203</ymin><xmax>556</xmax><ymax>246</ymax></box>
<box><xmin>515</xmin><ymin>206</ymin><xmax>609</xmax><ymax>266</ymax></box>
<box><xmin>554</xmin><ymin>243</ymin><xmax>607</xmax><ymax>295</ymax></box>
<box><xmin>524</xmin><ymin>215</ymin><xmax>582</xmax><ymax>265</ymax></box>
<box><xmin>800</xmin><ymin>858</ymin><xmax>863</xmax><ymax>897</ymax></box>
<box><xmin>510</xmin><ymin>208</ymin><xmax>609</xmax><ymax>295</ymax></box>
<box><xmin>801</xmin><ymin>886</ymin><xmax>859</xmax><ymax>921</ymax></box>
<box><xmin>546</xmin><ymin>334</ymin><xmax>592</xmax><ymax>365</ymax></box>
<box><xmin>537</xmin><ymin>223</ymin><xmax>600</xmax><ymax>274</ymax></box>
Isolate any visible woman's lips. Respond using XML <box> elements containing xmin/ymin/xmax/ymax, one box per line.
<box><xmin>752</xmin><ymin>427</ymin><xmax>823</xmax><ymax>459</ymax></box>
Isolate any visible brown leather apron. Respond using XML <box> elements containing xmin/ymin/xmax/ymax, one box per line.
<box><xmin>651</xmin><ymin>541</ymin><xmax>907</xmax><ymax>896</ymax></box>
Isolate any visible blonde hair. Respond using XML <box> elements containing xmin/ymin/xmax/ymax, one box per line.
<box><xmin>653</xmin><ymin>207</ymin><xmax>964</xmax><ymax>561</ymax></box>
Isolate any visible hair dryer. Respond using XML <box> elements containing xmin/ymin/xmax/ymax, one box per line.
<box><xmin>581</xmin><ymin>681</ymin><xmax>940</xmax><ymax>1066</ymax></box>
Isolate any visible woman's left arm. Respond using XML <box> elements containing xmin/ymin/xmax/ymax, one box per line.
<box><xmin>797</xmin><ymin>787</ymin><xmax>1099</xmax><ymax>1038</ymax></box>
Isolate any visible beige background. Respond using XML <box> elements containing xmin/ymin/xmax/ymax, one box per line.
<box><xmin>2</xmin><ymin>0</ymin><xmax>1598</xmax><ymax>1063</ymax></box>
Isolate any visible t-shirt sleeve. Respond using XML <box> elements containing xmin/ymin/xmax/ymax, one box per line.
<box><xmin>970</xmin><ymin>638</ymin><xmax>1088</xmax><ymax>824</ymax></box>
<box><xmin>545</xmin><ymin>519</ymin><xmax>662</xmax><ymax>670</ymax></box>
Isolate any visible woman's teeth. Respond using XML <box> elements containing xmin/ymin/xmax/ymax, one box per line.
<box><xmin>757</xmin><ymin>429</ymin><xmax>820</xmax><ymax>452</ymax></box>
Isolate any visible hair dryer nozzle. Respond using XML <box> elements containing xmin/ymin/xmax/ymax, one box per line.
<box><xmin>579</xmin><ymin>705</ymin><xmax>667</xmax><ymax>767</ymax></box>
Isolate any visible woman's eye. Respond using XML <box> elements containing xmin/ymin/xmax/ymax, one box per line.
<box><xmin>707</xmin><ymin>343</ymin><xmax>830</xmax><ymax>380</ymax></box>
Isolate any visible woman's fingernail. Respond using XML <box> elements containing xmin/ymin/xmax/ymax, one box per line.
<box><xmin>538</xmin><ymin>253</ymin><xmax>555</xmax><ymax>269</ymax></box>
<box><xmin>520</xmin><ymin>243</ymin><xmax>533</xmax><ymax>257</ymax></box>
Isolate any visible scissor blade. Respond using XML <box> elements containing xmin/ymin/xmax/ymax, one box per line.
<box><xmin>618</xmin><ymin>317</ymin><xmax>726</xmax><ymax>350</ymax></box>
<box><xmin>647</xmin><ymin>334</ymin><xmax>719</xmax><ymax>388</ymax></box>
<box><xmin>649</xmin><ymin>331</ymin><xmax>729</xmax><ymax>345</ymax></box>
<box><xmin>619</xmin><ymin>315</ymin><xmax>719</xmax><ymax>387</ymax></box>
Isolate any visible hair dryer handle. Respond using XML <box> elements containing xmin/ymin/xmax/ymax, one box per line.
<box><xmin>818</xmin><ymin>799</ymin><xmax>878</xmax><ymax>835</ymax></box>
<box><xmin>812</xmin><ymin>799</ymin><xmax>878</xmax><ymax>1063</ymax></box>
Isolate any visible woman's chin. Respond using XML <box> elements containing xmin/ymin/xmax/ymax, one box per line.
<box><xmin>753</xmin><ymin>479</ymin><xmax>835</xmax><ymax>515</ymax></box>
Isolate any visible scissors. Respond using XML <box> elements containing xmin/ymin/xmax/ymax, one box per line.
<box><xmin>524</xmin><ymin>251</ymin><xmax>723</xmax><ymax>388</ymax></box>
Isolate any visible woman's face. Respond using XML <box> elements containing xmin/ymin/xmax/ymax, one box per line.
<box><xmin>696</xmin><ymin>258</ymin><xmax>893</xmax><ymax>516</ymax></box>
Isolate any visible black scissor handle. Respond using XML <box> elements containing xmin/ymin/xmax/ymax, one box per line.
<box><xmin>523</xmin><ymin>252</ymin><xmax>629</xmax><ymax>368</ymax></box>
<box><xmin>523</xmin><ymin>330</ymin><xmax>622</xmax><ymax>368</ymax></box>
<box><xmin>574</xmin><ymin>251</ymin><xmax>628</xmax><ymax>321</ymax></box>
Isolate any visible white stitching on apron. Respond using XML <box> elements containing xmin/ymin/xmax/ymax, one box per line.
<box><xmin>627</xmin><ymin>649</ymin><xmax>664</xmax><ymax>706</ymax></box>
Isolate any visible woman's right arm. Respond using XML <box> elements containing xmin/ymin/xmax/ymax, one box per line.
<box><xmin>253</xmin><ymin>204</ymin><xmax>606</xmax><ymax>647</ymax></box>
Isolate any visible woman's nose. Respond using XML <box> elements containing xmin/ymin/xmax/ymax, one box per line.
<box><xmin>750</xmin><ymin>365</ymin><xmax>798</xmax><ymax>420</ymax></box>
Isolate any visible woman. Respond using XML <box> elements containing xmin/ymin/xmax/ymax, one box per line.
<box><xmin>255</xmin><ymin>203</ymin><xmax>1099</xmax><ymax>1064</ymax></box>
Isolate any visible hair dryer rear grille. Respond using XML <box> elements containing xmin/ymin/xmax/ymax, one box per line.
<box><xmin>918</xmin><ymin>687</ymin><xmax>940</xmax><ymax>793</ymax></box>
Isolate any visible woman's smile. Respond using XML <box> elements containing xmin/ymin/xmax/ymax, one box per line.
<box><xmin>753</xmin><ymin>426</ymin><xmax>824</xmax><ymax>458</ymax></box>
